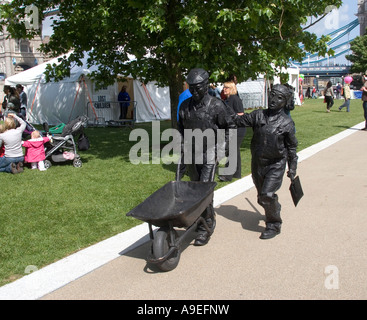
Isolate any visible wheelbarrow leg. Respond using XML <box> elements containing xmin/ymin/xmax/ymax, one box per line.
<box><xmin>148</xmin><ymin>222</ymin><xmax>154</xmax><ymax>240</ymax></box>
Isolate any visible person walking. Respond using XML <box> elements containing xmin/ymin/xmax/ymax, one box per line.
<box><xmin>339</xmin><ymin>82</ymin><xmax>351</xmax><ymax>112</ymax></box>
<box><xmin>312</xmin><ymin>86</ymin><xmax>317</xmax><ymax>99</ymax></box>
<box><xmin>324</xmin><ymin>81</ymin><xmax>335</xmax><ymax>113</ymax></box>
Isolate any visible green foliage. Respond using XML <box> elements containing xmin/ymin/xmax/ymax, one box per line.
<box><xmin>1</xmin><ymin>0</ymin><xmax>342</xmax><ymax>81</ymax></box>
<box><xmin>346</xmin><ymin>31</ymin><xmax>367</xmax><ymax>74</ymax></box>
<box><xmin>0</xmin><ymin>0</ymin><xmax>342</xmax><ymax>124</ymax></box>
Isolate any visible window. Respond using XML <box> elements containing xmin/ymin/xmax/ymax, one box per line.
<box><xmin>14</xmin><ymin>39</ymin><xmax>33</xmax><ymax>53</ymax></box>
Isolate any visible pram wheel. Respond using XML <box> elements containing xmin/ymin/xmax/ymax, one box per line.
<box><xmin>152</xmin><ymin>227</ymin><xmax>181</xmax><ymax>272</ymax></box>
<box><xmin>73</xmin><ymin>158</ymin><xmax>82</xmax><ymax>168</ymax></box>
<box><xmin>44</xmin><ymin>160</ymin><xmax>52</xmax><ymax>169</ymax></box>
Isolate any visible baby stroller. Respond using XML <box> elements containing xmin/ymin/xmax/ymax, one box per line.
<box><xmin>43</xmin><ymin>115</ymin><xmax>89</xmax><ymax>169</ymax></box>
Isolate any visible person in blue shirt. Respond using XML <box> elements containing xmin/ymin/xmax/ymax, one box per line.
<box><xmin>208</xmin><ymin>84</ymin><xmax>221</xmax><ymax>98</ymax></box>
<box><xmin>175</xmin><ymin>88</ymin><xmax>192</xmax><ymax>182</ymax></box>
<box><xmin>118</xmin><ymin>85</ymin><xmax>131</xmax><ymax>119</ymax></box>
<box><xmin>177</xmin><ymin>88</ymin><xmax>192</xmax><ymax>121</ymax></box>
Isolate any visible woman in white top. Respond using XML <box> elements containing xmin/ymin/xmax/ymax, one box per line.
<box><xmin>0</xmin><ymin>113</ymin><xmax>26</xmax><ymax>174</ymax></box>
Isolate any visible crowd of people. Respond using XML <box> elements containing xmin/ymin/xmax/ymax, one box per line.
<box><xmin>1</xmin><ymin>84</ymin><xmax>27</xmax><ymax>120</ymax></box>
<box><xmin>302</xmin><ymin>76</ymin><xmax>367</xmax><ymax>119</ymax></box>
<box><xmin>0</xmin><ymin>84</ymin><xmax>50</xmax><ymax>174</ymax></box>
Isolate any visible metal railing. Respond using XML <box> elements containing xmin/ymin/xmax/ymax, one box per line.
<box><xmin>86</xmin><ymin>100</ymin><xmax>137</xmax><ymax>127</ymax></box>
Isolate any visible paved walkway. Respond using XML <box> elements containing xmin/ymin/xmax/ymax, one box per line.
<box><xmin>1</xmin><ymin>122</ymin><xmax>367</xmax><ymax>300</ymax></box>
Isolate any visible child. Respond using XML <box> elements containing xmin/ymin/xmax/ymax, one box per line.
<box><xmin>22</xmin><ymin>130</ymin><xmax>50</xmax><ymax>171</ymax></box>
<box><xmin>0</xmin><ymin>123</ymin><xmax>5</xmax><ymax>158</ymax></box>
<box><xmin>235</xmin><ymin>84</ymin><xmax>298</xmax><ymax>240</ymax></box>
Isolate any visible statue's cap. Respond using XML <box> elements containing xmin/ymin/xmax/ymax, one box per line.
<box><xmin>186</xmin><ymin>68</ymin><xmax>209</xmax><ymax>85</ymax></box>
<box><xmin>272</xmin><ymin>84</ymin><xmax>293</xmax><ymax>98</ymax></box>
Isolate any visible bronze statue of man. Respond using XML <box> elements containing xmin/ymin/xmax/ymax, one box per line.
<box><xmin>235</xmin><ymin>84</ymin><xmax>298</xmax><ymax>239</ymax></box>
<box><xmin>177</xmin><ymin>68</ymin><xmax>236</xmax><ymax>245</ymax></box>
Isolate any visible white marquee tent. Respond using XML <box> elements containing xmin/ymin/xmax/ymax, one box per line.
<box><xmin>6</xmin><ymin>52</ymin><xmax>301</xmax><ymax>125</ymax></box>
<box><xmin>5</xmin><ymin>53</ymin><xmax>171</xmax><ymax>125</ymax></box>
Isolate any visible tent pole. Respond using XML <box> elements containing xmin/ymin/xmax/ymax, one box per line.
<box><xmin>69</xmin><ymin>80</ymin><xmax>82</xmax><ymax>122</ymax></box>
<box><xmin>142</xmin><ymin>83</ymin><xmax>157</xmax><ymax>118</ymax></box>
<box><xmin>30</xmin><ymin>77</ymin><xmax>42</xmax><ymax>114</ymax></box>
<box><xmin>142</xmin><ymin>83</ymin><xmax>160</xmax><ymax>119</ymax></box>
<box><xmin>82</xmin><ymin>76</ymin><xmax>98</xmax><ymax>121</ymax></box>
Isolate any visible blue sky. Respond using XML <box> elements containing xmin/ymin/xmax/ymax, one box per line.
<box><xmin>305</xmin><ymin>0</ymin><xmax>360</xmax><ymax>64</ymax></box>
<box><xmin>306</xmin><ymin>0</ymin><xmax>359</xmax><ymax>36</ymax></box>
<box><xmin>308</xmin><ymin>0</ymin><xmax>360</xmax><ymax>64</ymax></box>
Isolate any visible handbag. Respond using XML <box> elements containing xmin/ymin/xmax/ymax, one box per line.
<box><xmin>78</xmin><ymin>133</ymin><xmax>90</xmax><ymax>151</ymax></box>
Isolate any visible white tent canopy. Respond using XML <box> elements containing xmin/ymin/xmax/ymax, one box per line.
<box><xmin>216</xmin><ymin>65</ymin><xmax>300</xmax><ymax>110</ymax></box>
<box><xmin>5</xmin><ymin>53</ymin><xmax>171</xmax><ymax>125</ymax></box>
<box><xmin>273</xmin><ymin>65</ymin><xmax>301</xmax><ymax>106</ymax></box>
<box><xmin>237</xmin><ymin>76</ymin><xmax>268</xmax><ymax>109</ymax></box>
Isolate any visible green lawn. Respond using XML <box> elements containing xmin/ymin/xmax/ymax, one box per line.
<box><xmin>0</xmin><ymin>97</ymin><xmax>364</xmax><ymax>286</ymax></box>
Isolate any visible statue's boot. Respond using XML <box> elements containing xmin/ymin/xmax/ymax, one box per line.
<box><xmin>258</xmin><ymin>193</ymin><xmax>282</xmax><ymax>240</ymax></box>
<box><xmin>194</xmin><ymin>205</ymin><xmax>216</xmax><ymax>246</ymax></box>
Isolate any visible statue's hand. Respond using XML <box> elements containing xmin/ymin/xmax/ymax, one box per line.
<box><xmin>287</xmin><ymin>170</ymin><xmax>296</xmax><ymax>181</ymax></box>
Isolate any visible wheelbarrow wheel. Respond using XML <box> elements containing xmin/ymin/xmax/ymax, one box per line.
<box><xmin>153</xmin><ymin>227</ymin><xmax>181</xmax><ymax>272</ymax></box>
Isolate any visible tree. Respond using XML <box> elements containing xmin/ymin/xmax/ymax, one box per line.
<box><xmin>0</xmin><ymin>0</ymin><xmax>342</xmax><ymax>127</ymax></box>
<box><xmin>346</xmin><ymin>30</ymin><xmax>367</xmax><ymax>75</ymax></box>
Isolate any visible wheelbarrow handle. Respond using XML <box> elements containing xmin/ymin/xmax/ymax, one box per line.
<box><xmin>175</xmin><ymin>150</ymin><xmax>185</xmax><ymax>181</ymax></box>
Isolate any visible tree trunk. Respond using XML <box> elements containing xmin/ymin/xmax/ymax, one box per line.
<box><xmin>166</xmin><ymin>55</ymin><xmax>184</xmax><ymax>129</ymax></box>
<box><xmin>168</xmin><ymin>74</ymin><xmax>183</xmax><ymax>129</ymax></box>
<box><xmin>165</xmin><ymin>0</ymin><xmax>184</xmax><ymax>129</ymax></box>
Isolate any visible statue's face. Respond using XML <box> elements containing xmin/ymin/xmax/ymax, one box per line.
<box><xmin>268</xmin><ymin>89</ymin><xmax>287</xmax><ymax>111</ymax></box>
<box><xmin>189</xmin><ymin>81</ymin><xmax>208</xmax><ymax>102</ymax></box>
